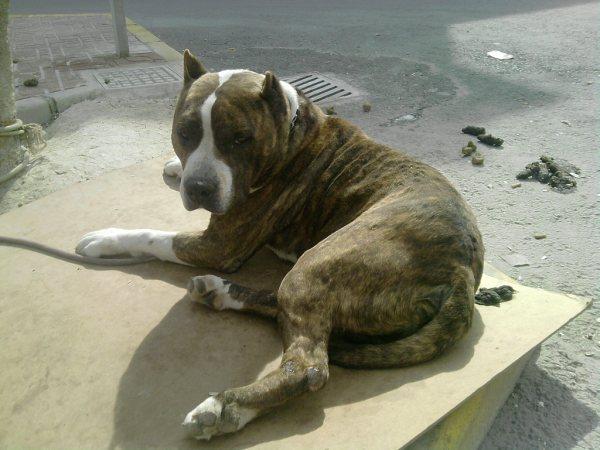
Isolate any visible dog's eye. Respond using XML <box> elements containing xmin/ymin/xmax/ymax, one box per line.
<box><xmin>178</xmin><ymin>128</ymin><xmax>190</xmax><ymax>141</ymax></box>
<box><xmin>234</xmin><ymin>133</ymin><xmax>253</xmax><ymax>145</ymax></box>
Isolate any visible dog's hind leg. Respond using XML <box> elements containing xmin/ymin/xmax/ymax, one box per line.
<box><xmin>182</xmin><ymin>283</ymin><xmax>330</xmax><ymax>440</ymax></box>
<box><xmin>187</xmin><ymin>275</ymin><xmax>278</xmax><ymax>319</ymax></box>
<box><xmin>183</xmin><ymin>327</ymin><xmax>328</xmax><ymax>440</ymax></box>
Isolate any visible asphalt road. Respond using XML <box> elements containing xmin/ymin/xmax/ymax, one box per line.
<box><xmin>11</xmin><ymin>1</ymin><xmax>600</xmax><ymax>449</ymax></box>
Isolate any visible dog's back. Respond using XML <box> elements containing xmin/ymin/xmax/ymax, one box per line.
<box><xmin>267</xmin><ymin>114</ymin><xmax>484</xmax><ymax>286</ymax></box>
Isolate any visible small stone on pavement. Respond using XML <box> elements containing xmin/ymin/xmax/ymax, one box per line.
<box><xmin>502</xmin><ymin>253</ymin><xmax>530</xmax><ymax>267</ymax></box>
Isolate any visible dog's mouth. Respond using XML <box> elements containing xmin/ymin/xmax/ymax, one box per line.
<box><xmin>181</xmin><ymin>190</ymin><xmax>227</xmax><ymax>215</ymax></box>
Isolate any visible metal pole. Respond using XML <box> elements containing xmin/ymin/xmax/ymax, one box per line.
<box><xmin>0</xmin><ymin>0</ymin><xmax>16</xmax><ymax>126</ymax></box>
<box><xmin>109</xmin><ymin>0</ymin><xmax>129</xmax><ymax>58</ymax></box>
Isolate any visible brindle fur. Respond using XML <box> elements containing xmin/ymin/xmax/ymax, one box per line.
<box><xmin>188</xmin><ymin>276</ymin><xmax>278</xmax><ymax>319</ymax></box>
<box><xmin>173</xmin><ymin>51</ymin><xmax>484</xmax><ymax>436</ymax></box>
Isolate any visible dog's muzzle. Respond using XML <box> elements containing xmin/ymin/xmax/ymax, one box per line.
<box><xmin>181</xmin><ymin>175</ymin><xmax>224</xmax><ymax>213</ymax></box>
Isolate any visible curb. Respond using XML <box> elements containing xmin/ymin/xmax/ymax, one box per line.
<box><xmin>14</xmin><ymin>16</ymin><xmax>183</xmax><ymax>126</ymax></box>
<box><xmin>126</xmin><ymin>18</ymin><xmax>183</xmax><ymax>62</ymax></box>
<box><xmin>17</xmin><ymin>83</ymin><xmax>103</xmax><ymax>125</ymax></box>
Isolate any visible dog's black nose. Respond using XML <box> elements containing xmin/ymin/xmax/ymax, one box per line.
<box><xmin>183</xmin><ymin>177</ymin><xmax>218</xmax><ymax>204</ymax></box>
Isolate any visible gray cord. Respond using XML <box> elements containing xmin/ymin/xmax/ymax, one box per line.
<box><xmin>0</xmin><ymin>235</ymin><xmax>155</xmax><ymax>266</ymax></box>
<box><xmin>0</xmin><ymin>150</ymin><xmax>29</xmax><ymax>184</ymax></box>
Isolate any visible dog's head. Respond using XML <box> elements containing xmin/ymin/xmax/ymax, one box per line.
<box><xmin>171</xmin><ymin>50</ymin><xmax>300</xmax><ymax>214</ymax></box>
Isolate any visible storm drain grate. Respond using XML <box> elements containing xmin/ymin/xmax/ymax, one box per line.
<box><xmin>282</xmin><ymin>73</ymin><xmax>360</xmax><ymax>104</ymax></box>
<box><xmin>94</xmin><ymin>65</ymin><xmax>182</xmax><ymax>89</ymax></box>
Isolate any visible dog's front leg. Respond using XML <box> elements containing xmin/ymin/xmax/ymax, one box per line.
<box><xmin>76</xmin><ymin>228</ymin><xmax>188</xmax><ymax>264</ymax></box>
<box><xmin>170</xmin><ymin>229</ymin><xmax>251</xmax><ymax>273</ymax></box>
<box><xmin>76</xmin><ymin>224</ymin><xmax>258</xmax><ymax>272</ymax></box>
<box><xmin>76</xmin><ymin>227</ymin><xmax>241</xmax><ymax>272</ymax></box>
<box><xmin>163</xmin><ymin>155</ymin><xmax>183</xmax><ymax>178</ymax></box>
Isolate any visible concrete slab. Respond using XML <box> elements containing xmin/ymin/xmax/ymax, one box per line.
<box><xmin>0</xmin><ymin>158</ymin><xmax>588</xmax><ymax>449</ymax></box>
<box><xmin>407</xmin><ymin>349</ymin><xmax>534</xmax><ymax>450</ymax></box>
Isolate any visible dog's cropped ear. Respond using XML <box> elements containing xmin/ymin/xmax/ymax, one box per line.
<box><xmin>183</xmin><ymin>49</ymin><xmax>207</xmax><ymax>83</ymax></box>
<box><xmin>261</xmin><ymin>71</ymin><xmax>288</xmax><ymax>117</ymax></box>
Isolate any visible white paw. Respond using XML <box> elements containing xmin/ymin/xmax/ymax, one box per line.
<box><xmin>163</xmin><ymin>156</ymin><xmax>183</xmax><ymax>178</ymax></box>
<box><xmin>200</xmin><ymin>274</ymin><xmax>226</xmax><ymax>292</ymax></box>
<box><xmin>76</xmin><ymin>228</ymin><xmax>183</xmax><ymax>263</ymax></box>
<box><xmin>187</xmin><ymin>275</ymin><xmax>242</xmax><ymax>310</ymax></box>
<box><xmin>75</xmin><ymin>228</ymin><xmax>136</xmax><ymax>258</ymax></box>
<box><xmin>183</xmin><ymin>396</ymin><xmax>223</xmax><ymax>441</ymax></box>
<box><xmin>182</xmin><ymin>396</ymin><xmax>257</xmax><ymax>440</ymax></box>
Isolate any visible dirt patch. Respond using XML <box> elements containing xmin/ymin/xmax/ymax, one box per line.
<box><xmin>0</xmin><ymin>96</ymin><xmax>175</xmax><ymax>215</ymax></box>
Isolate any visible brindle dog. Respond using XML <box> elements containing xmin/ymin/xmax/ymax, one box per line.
<box><xmin>76</xmin><ymin>50</ymin><xmax>484</xmax><ymax>440</ymax></box>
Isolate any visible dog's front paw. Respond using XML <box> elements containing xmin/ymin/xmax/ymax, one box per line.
<box><xmin>182</xmin><ymin>396</ymin><xmax>257</xmax><ymax>440</ymax></box>
<box><xmin>76</xmin><ymin>228</ymin><xmax>137</xmax><ymax>258</ymax></box>
<box><xmin>187</xmin><ymin>275</ymin><xmax>241</xmax><ymax>310</ymax></box>
<box><xmin>163</xmin><ymin>156</ymin><xmax>182</xmax><ymax>178</ymax></box>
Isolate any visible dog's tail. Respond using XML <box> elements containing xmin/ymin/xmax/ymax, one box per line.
<box><xmin>328</xmin><ymin>272</ymin><xmax>475</xmax><ymax>369</ymax></box>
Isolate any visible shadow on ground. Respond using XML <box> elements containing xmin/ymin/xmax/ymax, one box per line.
<box><xmin>103</xmin><ymin>254</ymin><xmax>483</xmax><ymax>449</ymax></box>
<box><xmin>482</xmin><ymin>350</ymin><xmax>598</xmax><ymax>450</ymax></box>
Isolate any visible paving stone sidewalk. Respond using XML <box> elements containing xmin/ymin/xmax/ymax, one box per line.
<box><xmin>9</xmin><ymin>14</ymin><xmax>165</xmax><ymax>100</ymax></box>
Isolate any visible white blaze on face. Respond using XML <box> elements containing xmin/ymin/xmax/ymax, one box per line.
<box><xmin>218</xmin><ymin>69</ymin><xmax>249</xmax><ymax>85</ymax></box>
<box><xmin>179</xmin><ymin>69</ymin><xmax>299</xmax><ymax>212</ymax></box>
<box><xmin>180</xmin><ymin>70</ymin><xmax>251</xmax><ymax>212</ymax></box>
<box><xmin>180</xmin><ymin>91</ymin><xmax>233</xmax><ymax>211</ymax></box>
